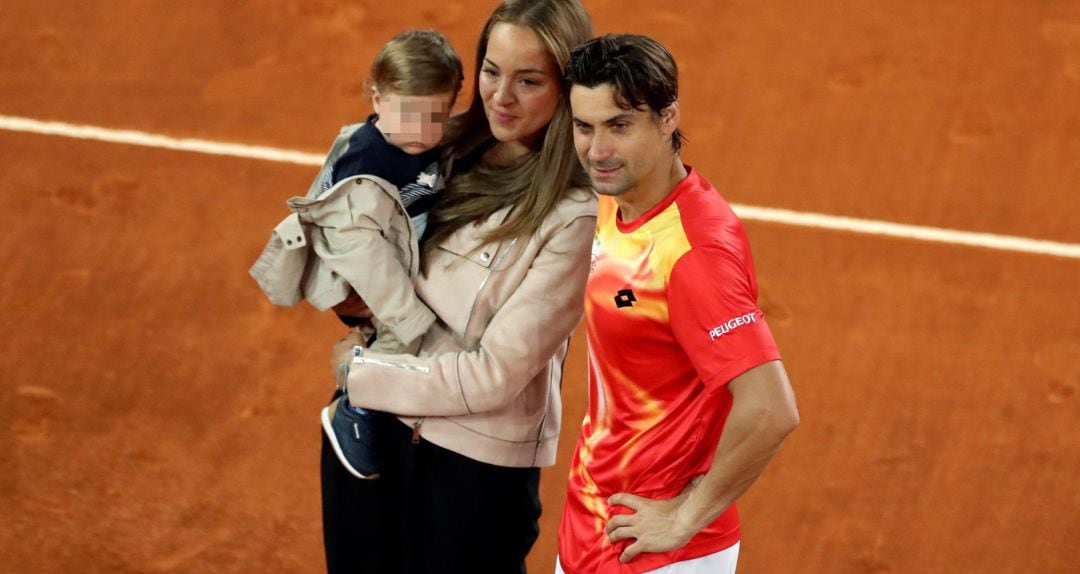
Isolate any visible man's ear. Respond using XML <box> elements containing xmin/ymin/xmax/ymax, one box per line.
<box><xmin>659</xmin><ymin>101</ymin><xmax>680</xmax><ymax>137</ymax></box>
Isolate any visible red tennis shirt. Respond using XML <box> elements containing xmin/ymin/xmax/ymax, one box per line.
<box><xmin>558</xmin><ymin>168</ymin><xmax>781</xmax><ymax>573</ymax></box>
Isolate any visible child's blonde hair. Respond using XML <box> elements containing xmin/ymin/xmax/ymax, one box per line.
<box><xmin>371</xmin><ymin>29</ymin><xmax>464</xmax><ymax>96</ymax></box>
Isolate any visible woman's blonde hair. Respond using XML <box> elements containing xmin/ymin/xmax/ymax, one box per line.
<box><xmin>423</xmin><ymin>0</ymin><xmax>594</xmax><ymax>252</ymax></box>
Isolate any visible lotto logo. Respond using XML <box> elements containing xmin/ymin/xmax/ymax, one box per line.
<box><xmin>614</xmin><ymin>289</ymin><xmax>637</xmax><ymax>308</ymax></box>
<box><xmin>709</xmin><ymin>312</ymin><xmax>758</xmax><ymax>340</ymax></box>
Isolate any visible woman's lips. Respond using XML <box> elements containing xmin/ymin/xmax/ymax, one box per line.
<box><xmin>491</xmin><ymin>109</ymin><xmax>516</xmax><ymax>124</ymax></box>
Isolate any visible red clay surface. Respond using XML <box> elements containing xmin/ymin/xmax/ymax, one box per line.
<box><xmin>3</xmin><ymin>1</ymin><xmax>1079</xmax><ymax>573</ymax></box>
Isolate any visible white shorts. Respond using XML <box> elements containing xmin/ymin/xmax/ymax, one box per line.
<box><xmin>555</xmin><ymin>541</ymin><xmax>739</xmax><ymax>574</ymax></box>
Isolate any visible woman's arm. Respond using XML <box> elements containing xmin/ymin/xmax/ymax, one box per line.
<box><xmin>336</xmin><ymin>212</ymin><xmax>595</xmax><ymax>417</ymax></box>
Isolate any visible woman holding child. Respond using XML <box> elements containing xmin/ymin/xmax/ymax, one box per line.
<box><xmin>321</xmin><ymin>0</ymin><xmax>595</xmax><ymax>572</ymax></box>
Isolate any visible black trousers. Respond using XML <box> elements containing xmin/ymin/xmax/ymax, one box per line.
<box><xmin>321</xmin><ymin>393</ymin><xmax>542</xmax><ymax>574</ymax></box>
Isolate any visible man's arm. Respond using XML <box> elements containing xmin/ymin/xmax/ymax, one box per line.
<box><xmin>605</xmin><ymin>360</ymin><xmax>799</xmax><ymax>563</ymax></box>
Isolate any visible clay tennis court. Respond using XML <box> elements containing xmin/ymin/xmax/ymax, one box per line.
<box><xmin>3</xmin><ymin>1</ymin><xmax>1079</xmax><ymax>572</ymax></box>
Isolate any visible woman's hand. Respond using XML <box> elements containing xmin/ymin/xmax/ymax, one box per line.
<box><xmin>331</xmin><ymin>330</ymin><xmax>367</xmax><ymax>389</ymax></box>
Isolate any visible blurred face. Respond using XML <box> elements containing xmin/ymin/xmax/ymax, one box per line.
<box><xmin>372</xmin><ymin>89</ymin><xmax>455</xmax><ymax>154</ymax></box>
<box><xmin>570</xmin><ymin>83</ymin><xmax>678</xmax><ymax>198</ymax></box>
<box><xmin>478</xmin><ymin>23</ymin><xmax>562</xmax><ymax>153</ymax></box>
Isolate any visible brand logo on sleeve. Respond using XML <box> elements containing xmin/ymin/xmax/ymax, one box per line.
<box><xmin>709</xmin><ymin>312</ymin><xmax>758</xmax><ymax>340</ymax></box>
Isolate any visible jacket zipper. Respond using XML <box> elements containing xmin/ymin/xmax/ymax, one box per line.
<box><xmin>354</xmin><ymin>355</ymin><xmax>432</xmax><ymax>373</ymax></box>
<box><xmin>461</xmin><ymin>237</ymin><xmax>518</xmax><ymax>341</ymax></box>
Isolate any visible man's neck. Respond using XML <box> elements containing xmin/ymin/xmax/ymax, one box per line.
<box><xmin>616</xmin><ymin>158</ymin><xmax>689</xmax><ymax>222</ymax></box>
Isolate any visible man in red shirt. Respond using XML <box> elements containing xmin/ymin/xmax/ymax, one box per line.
<box><xmin>558</xmin><ymin>34</ymin><xmax>801</xmax><ymax>574</ymax></box>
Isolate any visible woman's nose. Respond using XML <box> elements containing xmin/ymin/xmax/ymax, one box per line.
<box><xmin>493</xmin><ymin>79</ymin><xmax>514</xmax><ymax>106</ymax></box>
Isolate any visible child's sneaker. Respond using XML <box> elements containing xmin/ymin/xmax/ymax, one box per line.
<box><xmin>321</xmin><ymin>396</ymin><xmax>382</xmax><ymax>479</ymax></box>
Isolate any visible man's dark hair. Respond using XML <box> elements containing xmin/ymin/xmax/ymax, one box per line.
<box><xmin>565</xmin><ymin>34</ymin><xmax>684</xmax><ymax>153</ymax></box>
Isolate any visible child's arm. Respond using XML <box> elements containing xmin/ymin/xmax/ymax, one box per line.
<box><xmin>317</xmin><ymin>178</ymin><xmax>435</xmax><ymax>346</ymax></box>
<box><xmin>332</xmin><ymin>291</ymin><xmax>374</xmax><ymax>330</ymax></box>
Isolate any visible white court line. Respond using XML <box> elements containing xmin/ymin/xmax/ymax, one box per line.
<box><xmin>0</xmin><ymin>115</ymin><xmax>325</xmax><ymax>166</ymax></box>
<box><xmin>3</xmin><ymin>114</ymin><xmax>1078</xmax><ymax>260</ymax></box>
<box><xmin>731</xmin><ymin>204</ymin><xmax>1080</xmax><ymax>259</ymax></box>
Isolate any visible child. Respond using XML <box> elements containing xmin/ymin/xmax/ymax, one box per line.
<box><xmin>250</xmin><ymin>29</ymin><xmax>463</xmax><ymax>479</ymax></box>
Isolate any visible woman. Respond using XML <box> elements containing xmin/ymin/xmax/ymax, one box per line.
<box><xmin>321</xmin><ymin>1</ymin><xmax>595</xmax><ymax>572</ymax></box>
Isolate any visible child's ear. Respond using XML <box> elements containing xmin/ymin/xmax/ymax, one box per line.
<box><xmin>371</xmin><ymin>86</ymin><xmax>383</xmax><ymax>114</ymax></box>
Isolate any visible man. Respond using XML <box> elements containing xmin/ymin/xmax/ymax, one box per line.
<box><xmin>557</xmin><ymin>34</ymin><xmax>800</xmax><ymax>574</ymax></box>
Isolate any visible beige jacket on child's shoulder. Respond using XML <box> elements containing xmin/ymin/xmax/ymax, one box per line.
<box><xmin>346</xmin><ymin>186</ymin><xmax>597</xmax><ymax>468</ymax></box>
<box><xmin>249</xmin><ymin>123</ymin><xmax>436</xmax><ymax>350</ymax></box>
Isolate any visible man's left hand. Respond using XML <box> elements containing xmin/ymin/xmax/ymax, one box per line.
<box><xmin>605</xmin><ymin>488</ymin><xmax>697</xmax><ymax>563</ymax></box>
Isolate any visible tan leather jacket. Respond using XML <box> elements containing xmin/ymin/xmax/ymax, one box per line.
<box><xmin>346</xmin><ymin>187</ymin><xmax>597</xmax><ymax>468</ymax></box>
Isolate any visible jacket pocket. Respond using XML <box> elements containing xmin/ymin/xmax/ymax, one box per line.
<box><xmin>437</xmin><ymin>233</ymin><xmax>503</xmax><ymax>269</ymax></box>
<box><xmin>435</xmin><ymin>206</ymin><xmax>514</xmax><ymax>268</ymax></box>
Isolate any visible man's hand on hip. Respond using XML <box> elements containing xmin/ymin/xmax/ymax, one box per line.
<box><xmin>604</xmin><ymin>479</ymin><xmax>701</xmax><ymax>563</ymax></box>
